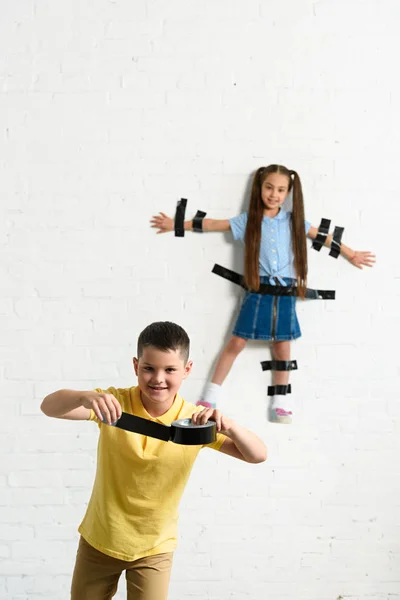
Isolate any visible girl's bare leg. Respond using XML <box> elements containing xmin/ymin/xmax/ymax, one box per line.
<box><xmin>270</xmin><ymin>341</ymin><xmax>292</xmax><ymax>423</ymax></box>
<box><xmin>271</xmin><ymin>341</ymin><xmax>291</xmax><ymax>386</ymax></box>
<box><xmin>211</xmin><ymin>335</ymin><xmax>248</xmax><ymax>384</ymax></box>
<box><xmin>198</xmin><ymin>336</ymin><xmax>247</xmax><ymax>407</ymax></box>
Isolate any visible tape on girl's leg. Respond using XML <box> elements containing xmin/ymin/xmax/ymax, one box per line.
<box><xmin>267</xmin><ymin>384</ymin><xmax>292</xmax><ymax>396</ymax></box>
<box><xmin>261</xmin><ymin>360</ymin><xmax>297</xmax><ymax>371</ymax></box>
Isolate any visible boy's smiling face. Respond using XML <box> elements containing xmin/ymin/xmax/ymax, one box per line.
<box><xmin>133</xmin><ymin>345</ymin><xmax>192</xmax><ymax>416</ymax></box>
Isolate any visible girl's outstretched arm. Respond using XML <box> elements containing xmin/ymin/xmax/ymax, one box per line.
<box><xmin>307</xmin><ymin>226</ymin><xmax>376</xmax><ymax>269</ymax></box>
<box><xmin>150</xmin><ymin>212</ymin><xmax>230</xmax><ymax>233</ymax></box>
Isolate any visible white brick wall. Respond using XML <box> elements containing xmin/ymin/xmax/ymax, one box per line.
<box><xmin>1</xmin><ymin>0</ymin><xmax>398</xmax><ymax>598</ymax></box>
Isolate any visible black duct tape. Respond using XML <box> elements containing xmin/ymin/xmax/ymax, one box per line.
<box><xmin>107</xmin><ymin>412</ymin><xmax>216</xmax><ymax>446</ymax></box>
<box><xmin>267</xmin><ymin>385</ymin><xmax>292</xmax><ymax>396</ymax></box>
<box><xmin>174</xmin><ymin>198</ymin><xmax>187</xmax><ymax>237</ymax></box>
<box><xmin>312</xmin><ymin>218</ymin><xmax>331</xmax><ymax>252</ymax></box>
<box><xmin>212</xmin><ymin>264</ymin><xmax>336</xmax><ymax>300</ymax></box>
<box><xmin>192</xmin><ymin>210</ymin><xmax>207</xmax><ymax>232</ymax></box>
<box><xmin>329</xmin><ymin>225</ymin><xmax>344</xmax><ymax>259</ymax></box>
<box><xmin>261</xmin><ymin>360</ymin><xmax>298</xmax><ymax>371</ymax></box>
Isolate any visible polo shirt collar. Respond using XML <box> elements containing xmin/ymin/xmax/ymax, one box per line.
<box><xmin>130</xmin><ymin>386</ymin><xmax>184</xmax><ymax>425</ymax></box>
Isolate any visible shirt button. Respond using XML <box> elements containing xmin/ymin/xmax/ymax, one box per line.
<box><xmin>271</xmin><ymin>229</ymin><xmax>274</xmax><ymax>232</ymax></box>
<box><xmin>272</xmin><ymin>249</ymin><xmax>276</xmax><ymax>253</ymax></box>
<box><xmin>273</xmin><ymin>260</ymin><xmax>277</xmax><ymax>264</ymax></box>
<box><xmin>271</xmin><ymin>239</ymin><xmax>275</xmax><ymax>242</ymax></box>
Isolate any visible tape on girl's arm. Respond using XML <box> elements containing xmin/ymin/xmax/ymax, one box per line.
<box><xmin>312</xmin><ymin>218</ymin><xmax>331</xmax><ymax>251</ymax></box>
<box><xmin>192</xmin><ymin>210</ymin><xmax>207</xmax><ymax>232</ymax></box>
<box><xmin>174</xmin><ymin>198</ymin><xmax>187</xmax><ymax>237</ymax></box>
<box><xmin>103</xmin><ymin>412</ymin><xmax>216</xmax><ymax>446</ymax></box>
<box><xmin>329</xmin><ymin>226</ymin><xmax>344</xmax><ymax>259</ymax></box>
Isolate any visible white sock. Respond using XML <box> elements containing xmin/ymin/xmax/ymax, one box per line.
<box><xmin>202</xmin><ymin>382</ymin><xmax>222</xmax><ymax>406</ymax></box>
<box><xmin>271</xmin><ymin>394</ymin><xmax>292</xmax><ymax>412</ymax></box>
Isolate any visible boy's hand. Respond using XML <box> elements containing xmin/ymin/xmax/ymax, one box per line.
<box><xmin>348</xmin><ymin>250</ymin><xmax>376</xmax><ymax>269</ymax></box>
<box><xmin>81</xmin><ymin>392</ymin><xmax>122</xmax><ymax>425</ymax></box>
<box><xmin>150</xmin><ymin>212</ymin><xmax>174</xmax><ymax>234</ymax></box>
<box><xmin>191</xmin><ymin>407</ymin><xmax>234</xmax><ymax>435</ymax></box>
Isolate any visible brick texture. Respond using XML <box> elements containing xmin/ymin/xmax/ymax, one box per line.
<box><xmin>1</xmin><ymin>0</ymin><xmax>398</xmax><ymax>598</ymax></box>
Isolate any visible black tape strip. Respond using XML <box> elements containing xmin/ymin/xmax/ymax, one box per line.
<box><xmin>110</xmin><ymin>412</ymin><xmax>216</xmax><ymax>446</ymax></box>
<box><xmin>174</xmin><ymin>198</ymin><xmax>187</xmax><ymax>237</ymax></box>
<box><xmin>115</xmin><ymin>413</ymin><xmax>169</xmax><ymax>440</ymax></box>
<box><xmin>213</xmin><ymin>263</ymin><xmax>242</xmax><ymax>285</ymax></box>
<box><xmin>267</xmin><ymin>385</ymin><xmax>292</xmax><ymax>396</ymax></box>
<box><xmin>308</xmin><ymin>288</ymin><xmax>335</xmax><ymax>300</ymax></box>
<box><xmin>329</xmin><ymin>226</ymin><xmax>344</xmax><ymax>259</ymax></box>
<box><xmin>312</xmin><ymin>218</ymin><xmax>331</xmax><ymax>252</ymax></box>
<box><xmin>192</xmin><ymin>210</ymin><xmax>207</xmax><ymax>232</ymax></box>
<box><xmin>261</xmin><ymin>360</ymin><xmax>298</xmax><ymax>371</ymax></box>
<box><xmin>212</xmin><ymin>264</ymin><xmax>336</xmax><ymax>300</ymax></box>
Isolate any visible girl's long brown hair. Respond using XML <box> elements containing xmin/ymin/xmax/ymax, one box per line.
<box><xmin>244</xmin><ymin>164</ymin><xmax>308</xmax><ymax>298</ymax></box>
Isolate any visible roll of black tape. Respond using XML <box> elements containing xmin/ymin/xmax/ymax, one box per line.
<box><xmin>169</xmin><ymin>418</ymin><xmax>216</xmax><ymax>445</ymax></box>
<box><xmin>106</xmin><ymin>412</ymin><xmax>216</xmax><ymax>446</ymax></box>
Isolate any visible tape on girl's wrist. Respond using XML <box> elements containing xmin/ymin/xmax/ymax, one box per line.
<box><xmin>174</xmin><ymin>198</ymin><xmax>187</xmax><ymax>237</ymax></box>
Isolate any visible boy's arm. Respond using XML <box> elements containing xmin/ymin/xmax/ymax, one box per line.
<box><xmin>218</xmin><ymin>428</ymin><xmax>267</xmax><ymax>463</ymax></box>
<box><xmin>307</xmin><ymin>226</ymin><xmax>375</xmax><ymax>268</ymax></box>
<box><xmin>150</xmin><ymin>212</ymin><xmax>231</xmax><ymax>233</ymax></box>
<box><xmin>192</xmin><ymin>408</ymin><xmax>267</xmax><ymax>464</ymax></box>
<box><xmin>40</xmin><ymin>389</ymin><xmax>122</xmax><ymax>424</ymax></box>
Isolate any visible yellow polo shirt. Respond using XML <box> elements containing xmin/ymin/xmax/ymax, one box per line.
<box><xmin>78</xmin><ymin>386</ymin><xmax>226</xmax><ymax>561</ymax></box>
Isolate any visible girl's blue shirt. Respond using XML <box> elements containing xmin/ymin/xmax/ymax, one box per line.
<box><xmin>229</xmin><ymin>210</ymin><xmax>311</xmax><ymax>285</ymax></box>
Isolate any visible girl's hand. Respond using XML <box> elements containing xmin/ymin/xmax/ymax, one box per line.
<box><xmin>191</xmin><ymin>407</ymin><xmax>235</xmax><ymax>435</ymax></box>
<box><xmin>150</xmin><ymin>212</ymin><xmax>174</xmax><ymax>234</ymax></box>
<box><xmin>348</xmin><ymin>250</ymin><xmax>376</xmax><ymax>269</ymax></box>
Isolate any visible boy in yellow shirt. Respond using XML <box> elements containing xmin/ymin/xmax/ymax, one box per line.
<box><xmin>41</xmin><ymin>321</ymin><xmax>267</xmax><ymax>600</ymax></box>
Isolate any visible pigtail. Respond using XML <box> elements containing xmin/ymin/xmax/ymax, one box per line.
<box><xmin>244</xmin><ymin>168</ymin><xmax>265</xmax><ymax>291</ymax></box>
<box><xmin>290</xmin><ymin>170</ymin><xmax>308</xmax><ymax>299</ymax></box>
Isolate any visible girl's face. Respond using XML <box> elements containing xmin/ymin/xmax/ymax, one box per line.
<box><xmin>261</xmin><ymin>172</ymin><xmax>290</xmax><ymax>212</ymax></box>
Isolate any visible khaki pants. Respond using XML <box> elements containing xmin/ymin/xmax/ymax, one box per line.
<box><xmin>71</xmin><ymin>536</ymin><xmax>173</xmax><ymax>600</ymax></box>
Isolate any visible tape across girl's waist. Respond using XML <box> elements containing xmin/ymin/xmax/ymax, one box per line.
<box><xmin>212</xmin><ymin>264</ymin><xmax>335</xmax><ymax>300</ymax></box>
<box><xmin>104</xmin><ymin>412</ymin><xmax>216</xmax><ymax>446</ymax></box>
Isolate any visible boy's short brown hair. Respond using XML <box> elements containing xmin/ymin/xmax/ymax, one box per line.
<box><xmin>137</xmin><ymin>321</ymin><xmax>190</xmax><ymax>363</ymax></box>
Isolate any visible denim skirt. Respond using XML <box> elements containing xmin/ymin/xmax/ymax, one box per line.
<box><xmin>232</xmin><ymin>277</ymin><xmax>301</xmax><ymax>341</ymax></box>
